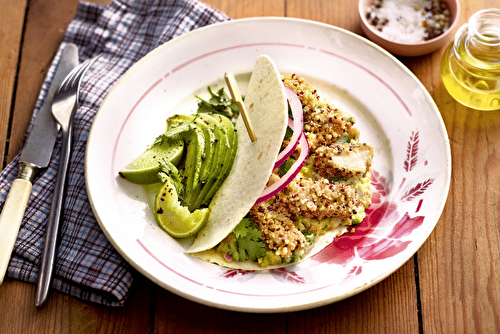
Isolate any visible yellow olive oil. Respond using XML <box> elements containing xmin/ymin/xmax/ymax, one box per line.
<box><xmin>440</xmin><ymin>9</ymin><xmax>500</xmax><ymax>111</ymax></box>
<box><xmin>441</xmin><ymin>44</ymin><xmax>500</xmax><ymax>110</ymax></box>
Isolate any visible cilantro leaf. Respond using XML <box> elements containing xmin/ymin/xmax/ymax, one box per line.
<box><xmin>233</xmin><ymin>218</ymin><xmax>250</xmax><ymax>238</ymax></box>
<box><xmin>278</xmin><ymin>158</ymin><xmax>295</xmax><ymax>177</ymax></box>
<box><xmin>238</xmin><ymin>236</ymin><xmax>267</xmax><ymax>262</ymax></box>
<box><xmin>196</xmin><ymin>86</ymin><xmax>239</xmax><ymax>119</ymax></box>
<box><xmin>232</xmin><ymin>218</ymin><xmax>267</xmax><ymax>262</ymax></box>
<box><xmin>335</xmin><ymin>135</ymin><xmax>351</xmax><ymax>144</ymax></box>
<box><xmin>148</xmin><ymin>133</ymin><xmax>169</xmax><ymax>148</ymax></box>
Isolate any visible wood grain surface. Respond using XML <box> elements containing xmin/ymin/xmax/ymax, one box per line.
<box><xmin>0</xmin><ymin>0</ymin><xmax>499</xmax><ymax>333</ymax></box>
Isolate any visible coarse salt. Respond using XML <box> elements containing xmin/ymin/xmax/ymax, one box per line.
<box><xmin>366</xmin><ymin>0</ymin><xmax>450</xmax><ymax>43</ymax></box>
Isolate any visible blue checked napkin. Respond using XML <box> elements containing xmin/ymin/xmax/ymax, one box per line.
<box><xmin>0</xmin><ymin>0</ymin><xmax>228</xmax><ymax>306</ymax></box>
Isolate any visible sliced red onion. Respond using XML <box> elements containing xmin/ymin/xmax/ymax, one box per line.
<box><xmin>274</xmin><ymin>86</ymin><xmax>304</xmax><ymax>168</ymax></box>
<box><xmin>255</xmin><ymin>131</ymin><xmax>310</xmax><ymax>204</ymax></box>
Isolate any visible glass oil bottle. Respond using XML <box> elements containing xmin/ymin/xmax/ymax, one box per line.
<box><xmin>441</xmin><ymin>9</ymin><xmax>500</xmax><ymax>110</ymax></box>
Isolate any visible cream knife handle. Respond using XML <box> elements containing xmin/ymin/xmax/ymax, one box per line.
<box><xmin>0</xmin><ymin>166</ymin><xmax>34</xmax><ymax>284</ymax></box>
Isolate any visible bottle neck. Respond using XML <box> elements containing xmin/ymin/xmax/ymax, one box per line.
<box><xmin>466</xmin><ymin>9</ymin><xmax>500</xmax><ymax>63</ymax></box>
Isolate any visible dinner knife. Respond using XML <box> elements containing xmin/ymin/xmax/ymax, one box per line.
<box><xmin>0</xmin><ymin>43</ymin><xmax>79</xmax><ymax>285</ymax></box>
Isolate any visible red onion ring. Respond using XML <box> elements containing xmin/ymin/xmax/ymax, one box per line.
<box><xmin>255</xmin><ymin>131</ymin><xmax>310</xmax><ymax>204</ymax></box>
<box><xmin>274</xmin><ymin>86</ymin><xmax>303</xmax><ymax>168</ymax></box>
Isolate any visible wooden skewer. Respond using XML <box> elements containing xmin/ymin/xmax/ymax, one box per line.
<box><xmin>224</xmin><ymin>72</ymin><xmax>257</xmax><ymax>142</ymax></box>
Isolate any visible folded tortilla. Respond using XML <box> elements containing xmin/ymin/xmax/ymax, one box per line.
<box><xmin>186</xmin><ymin>55</ymin><xmax>288</xmax><ymax>254</ymax></box>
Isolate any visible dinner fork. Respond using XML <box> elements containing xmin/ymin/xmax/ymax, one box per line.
<box><xmin>35</xmin><ymin>56</ymin><xmax>100</xmax><ymax>307</ymax></box>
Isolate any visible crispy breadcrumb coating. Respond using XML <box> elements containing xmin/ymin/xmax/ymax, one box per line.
<box><xmin>283</xmin><ymin>74</ymin><xmax>355</xmax><ymax>152</ymax></box>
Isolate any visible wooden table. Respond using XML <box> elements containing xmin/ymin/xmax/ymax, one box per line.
<box><xmin>1</xmin><ymin>0</ymin><xmax>498</xmax><ymax>332</ymax></box>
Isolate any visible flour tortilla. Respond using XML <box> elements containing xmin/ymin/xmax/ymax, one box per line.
<box><xmin>186</xmin><ymin>55</ymin><xmax>288</xmax><ymax>254</ymax></box>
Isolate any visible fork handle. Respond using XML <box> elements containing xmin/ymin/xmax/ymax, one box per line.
<box><xmin>35</xmin><ymin>128</ymin><xmax>72</xmax><ymax>307</ymax></box>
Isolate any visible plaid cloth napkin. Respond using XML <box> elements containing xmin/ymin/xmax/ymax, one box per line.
<box><xmin>0</xmin><ymin>0</ymin><xmax>228</xmax><ymax>307</ymax></box>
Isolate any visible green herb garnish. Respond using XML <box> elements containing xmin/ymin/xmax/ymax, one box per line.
<box><xmin>278</xmin><ymin>158</ymin><xmax>295</xmax><ymax>177</ymax></box>
<box><xmin>196</xmin><ymin>87</ymin><xmax>240</xmax><ymax>119</ymax></box>
<box><xmin>233</xmin><ymin>218</ymin><xmax>267</xmax><ymax>262</ymax></box>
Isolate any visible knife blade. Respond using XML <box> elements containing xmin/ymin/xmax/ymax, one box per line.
<box><xmin>0</xmin><ymin>43</ymin><xmax>79</xmax><ymax>284</ymax></box>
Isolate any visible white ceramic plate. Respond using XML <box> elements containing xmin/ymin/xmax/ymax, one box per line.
<box><xmin>86</xmin><ymin>18</ymin><xmax>451</xmax><ymax>312</ymax></box>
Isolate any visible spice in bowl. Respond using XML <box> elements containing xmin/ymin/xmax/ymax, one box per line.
<box><xmin>366</xmin><ymin>0</ymin><xmax>452</xmax><ymax>43</ymax></box>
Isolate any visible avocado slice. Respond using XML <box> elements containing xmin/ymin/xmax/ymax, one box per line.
<box><xmin>157</xmin><ymin>112</ymin><xmax>236</xmax><ymax>211</ymax></box>
<box><xmin>191</xmin><ymin>114</ymin><xmax>229</xmax><ymax>209</ymax></box>
<box><xmin>193</xmin><ymin>114</ymin><xmax>220</xmax><ymax>182</ymax></box>
<box><xmin>186</xmin><ymin>115</ymin><xmax>216</xmax><ymax>210</ymax></box>
<box><xmin>198</xmin><ymin>115</ymin><xmax>237</xmax><ymax>206</ymax></box>
<box><xmin>182</xmin><ymin>124</ymin><xmax>206</xmax><ymax>206</ymax></box>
